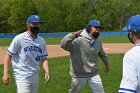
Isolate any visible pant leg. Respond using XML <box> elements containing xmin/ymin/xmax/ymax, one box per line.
<box><xmin>69</xmin><ymin>77</ymin><xmax>87</xmax><ymax>93</ymax></box>
<box><xmin>30</xmin><ymin>75</ymin><xmax>39</xmax><ymax>93</ymax></box>
<box><xmin>16</xmin><ymin>75</ymin><xmax>39</xmax><ymax>93</ymax></box>
<box><xmin>30</xmin><ymin>82</ymin><xmax>39</xmax><ymax>93</ymax></box>
<box><xmin>16</xmin><ymin>80</ymin><xmax>30</xmax><ymax>93</ymax></box>
<box><xmin>88</xmin><ymin>74</ymin><xmax>105</xmax><ymax>93</ymax></box>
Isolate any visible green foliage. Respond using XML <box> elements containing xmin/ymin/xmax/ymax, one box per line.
<box><xmin>0</xmin><ymin>54</ymin><xmax>123</xmax><ymax>93</ymax></box>
<box><xmin>0</xmin><ymin>0</ymin><xmax>11</xmax><ymax>33</ymax></box>
<box><xmin>0</xmin><ymin>0</ymin><xmax>140</xmax><ymax>33</ymax></box>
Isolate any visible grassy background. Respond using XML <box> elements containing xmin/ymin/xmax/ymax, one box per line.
<box><xmin>0</xmin><ymin>36</ymin><xmax>129</xmax><ymax>46</ymax></box>
<box><xmin>0</xmin><ymin>36</ymin><xmax>126</xmax><ymax>93</ymax></box>
<box><xmin>0</xmin><ymin>54</ymin><xmax>123</xmax><ymax>93</ymax></box>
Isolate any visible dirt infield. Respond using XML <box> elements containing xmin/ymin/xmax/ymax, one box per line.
<box><xmin>0</xmin><ymin>43</ymin><xmax>133</xmax><ymax>64</ymax></box>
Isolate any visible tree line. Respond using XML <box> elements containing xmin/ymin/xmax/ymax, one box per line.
<box><xmin>0</xmin><ymin>0</ymin><xmax>140</xmax><ymax>33</ymax></box>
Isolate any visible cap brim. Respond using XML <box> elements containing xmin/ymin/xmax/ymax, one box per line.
<box><xmin>94</xmin><ymin>26</ymin><xmax>103</xmax><ymax>30</ymax></box>
<box><xmin>99</xmin><ymin>26</ymin><xmax>103</xmax><ymax>29</ymax></box>
<box><xmin>122</xmin><ymin>27</ymin><xmax>128</xmax><ymax>31</ymax></box>
<box><xmin>29</xmin><ymin>21</ymin><xmax>43</xmax><ymax>23</ymax></box>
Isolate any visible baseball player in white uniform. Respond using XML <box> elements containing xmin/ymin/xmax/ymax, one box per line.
<box><xmin>3</xmin><ymin>15</ymin><xmax>50</xmax><ymax>93</ymax></box>
<box><xmin>119</xmin><ymin>15</ymin><xmax>140</xmax><ymax>93</ymax></box>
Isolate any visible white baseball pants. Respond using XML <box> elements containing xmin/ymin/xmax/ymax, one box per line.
<box><xmin>69</xmin><ymin>74</ymin><xmax>105</xmax><ymax>93</ymax></box>
<box><xmin>16</xmin><ymin>76</ymin><xmax>39</xmax><ymax>93</ymax></box>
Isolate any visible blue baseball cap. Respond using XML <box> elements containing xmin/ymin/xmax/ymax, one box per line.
<box><xmin>27</xmin><ymin>15</ymin><xmax>42</xmax><ymax>23</ymax></box>
<box><xmin>88</xmin><ymin>20</ymin><xmax>103</xmax><ymax>28</ymax></box>
<box><xmin>123</xmin><ymin>15</ymin><xmax>140</xmax><ymax>32</ymax></box>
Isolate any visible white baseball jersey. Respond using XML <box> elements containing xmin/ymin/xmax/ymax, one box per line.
<box><xmin>7</xmin><ymin>31</ymin><xmax>48</xmax><ymax>80</ymax></box>
<box><xmin>119</xmin><ymin>44</ymin><xmax>140</xmax><ymax>93</ymax></box>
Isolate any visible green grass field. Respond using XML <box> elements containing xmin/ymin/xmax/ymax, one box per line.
<box><xmin>0</xmin><ymin>36</ymin><xmax>126</xmax><ymax>93</ymax></box>
<box><xmin>0</xmin><ymin>54</ymin><xmax>123</xmax><ymax>93</ymax></box>
<box><xmin>0</xmin><ymin>36</ymin><xmax>129</xmax><ymax>46</ymax></box>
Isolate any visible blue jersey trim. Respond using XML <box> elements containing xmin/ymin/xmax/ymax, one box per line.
<box><xmin>44</xmin><ymin>54</ymin><xmax>48</xmax><ymax>56</ymax></box>
<box><xmin>119</xmin><ymin>88</ymin><xmax>136</xmax><ymax>93</ymax></box>
<box><xmin>41</xmin><ymin>54</ymin><xmax>48</xmax><ymax>57</ymax></box>
<box><xmin>135</xmin><ymin>44</ymin><xmax>140</xmax><ymax>46</ymax></box>
<box><xmin>7</xmin><ymin>50</ymin><xmax>15</xmax><ymax>56</ymax></box>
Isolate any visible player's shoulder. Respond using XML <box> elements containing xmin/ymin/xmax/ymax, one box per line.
<box><xmin>126</xmin><ymin>46</ymin><xmax>137</xmax><ymax>54</ymax></box>
<box><xmin>37</xmin><ymin>35</ymin><xmax>46</xmax><ymax>43</ymax></box>
<box><xmin>95</xmin><ymin>37</ymin><xmax>102</xmax><ymax>42</ymax></box>
<box><xmin>12</xmin><ymin>32</ymin><xmax>26</xmax><ymax>41</ymax></box>
<box><xmin>37</xmin><ymin>35</ymin><xmax>45</xmax><ymax>40</ymax></box>
<box><xmin>125</xmin><ymin>48</ymin><xmax>133</xmax><ymax>56</ymax></box>
<box><xmin>124</xmin><ymin>47</ymin><xmax>137</xmax><ymax>58</ymax></box>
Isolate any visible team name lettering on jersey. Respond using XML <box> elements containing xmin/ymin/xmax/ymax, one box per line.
<box><xmin>24</xmin><ymin>46</ymin><xmax>42</xmax><ymax>54</ymax></box>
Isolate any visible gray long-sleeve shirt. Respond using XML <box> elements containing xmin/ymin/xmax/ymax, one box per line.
<box><xmin>60</xmin><ymin>29</ymin><xmax>108</xmax><ymax>78</ymax></box>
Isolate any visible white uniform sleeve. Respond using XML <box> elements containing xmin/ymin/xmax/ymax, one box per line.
<box><xmin>42</xmin><ymin>41</ymin><xmax>48</xmax><ymax>59</ymax></box>
<box><xmin>7</xmin><ymin>36</ymin><xmax>20</xmax><ymax>56</ymax></box>
<box><xmin>119</xmin><ymin>54</ymin><xmax>138</xmax><ymax>93</ymax></box>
